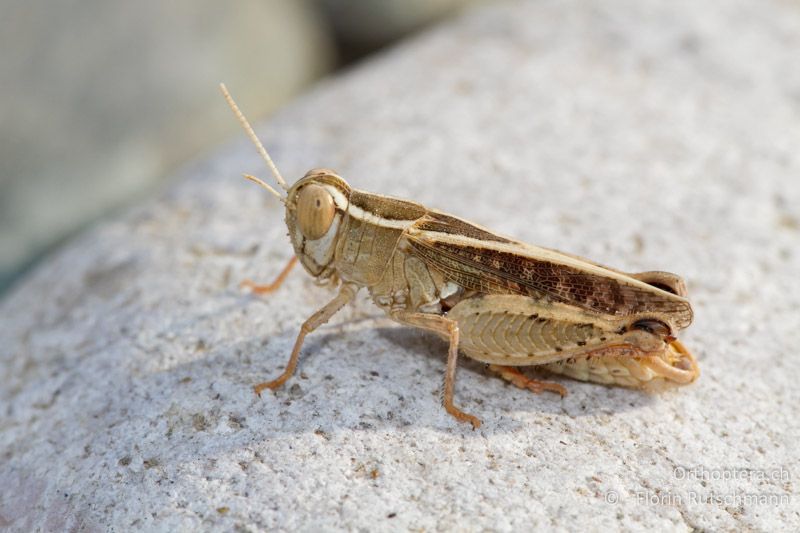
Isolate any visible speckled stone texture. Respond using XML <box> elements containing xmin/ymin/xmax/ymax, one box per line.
<box><xmin>1</xmin><ymin>0</ymin><xmax>799</xmax><ymax>530</ymax></box>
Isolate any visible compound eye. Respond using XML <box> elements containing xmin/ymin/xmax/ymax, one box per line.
<box><xmin>296</xmin><ymin>184</ymin><xmax>335</xmax><ymax>240</ymax></box>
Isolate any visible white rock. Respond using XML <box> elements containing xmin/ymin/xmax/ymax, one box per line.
<box><xmin>1</xmin><ymin>0</ymin><xmax>799</xmax><ymax>530</ymax></box>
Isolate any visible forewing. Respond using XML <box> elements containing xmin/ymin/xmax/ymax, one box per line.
<box><xmin>405</xmin><ymin>219</ymin><xmax>692</xmax><ymax>328</ymax></box>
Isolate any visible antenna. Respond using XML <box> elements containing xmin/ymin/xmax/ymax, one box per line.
<box><xmin>219</xmin><ymin>83</ymin><xmax>290</xmax><ymax>192</ymax></box>
<box><xmin>243</xmin><ymin>173</ymin><xmax>285</xmax><ymax>202</ymax></box>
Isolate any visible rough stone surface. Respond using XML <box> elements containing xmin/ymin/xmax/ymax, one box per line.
<box><xmin>2</xmin><ymin>0</ymin><xmax>799</xmax><ymax>530</ymax></box>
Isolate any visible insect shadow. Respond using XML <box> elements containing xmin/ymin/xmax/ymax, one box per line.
<box><xmin>222</xmin><ymin>310</ymin><xmax>659</xmax><ymax>433</ymax></box>
<box><xmin>370</xmin><ymin>323</ymin><xmax>658</xmax><ymax>421</ymax></box>
<box><xmin>140</xmin><ymin>309</ymin><xmax>658</xmax><ymax>450</ymax></box>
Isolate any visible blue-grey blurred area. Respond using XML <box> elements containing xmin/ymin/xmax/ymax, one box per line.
<box><xmin>0</xmin><ymin>0</ymin><xmax>488</xmax><ymax>295</ymax></box>
<box><xmin>0</xmin><ymin>0</ymin><xmax>334</xmax><ymax>294</ymax></box>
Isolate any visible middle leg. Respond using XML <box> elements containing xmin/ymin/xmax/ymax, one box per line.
<box><xmin>392</xmin><ymin>311</ymin><xmax>481</xmax><ymax>429</ymax></box>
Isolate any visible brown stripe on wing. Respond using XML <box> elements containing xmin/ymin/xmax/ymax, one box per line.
<box><xmin>406</xmin><ymin>236</ymin><xmax>692</xmax><ymax>328</ymax></box>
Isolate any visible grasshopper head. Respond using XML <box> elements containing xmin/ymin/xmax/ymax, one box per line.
<box><xmin>219</xmin><ymin>86</ymin><xmax>352</xmax><ymax>281</ymax></box>
<box><xmin>284</xmin><ymin>169</ymin><xmax>351</xmax><ymax>279</ymax></box>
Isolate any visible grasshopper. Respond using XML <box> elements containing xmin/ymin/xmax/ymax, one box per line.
<box><xmin>221</xmin><ymin>84</ymin><xmax>699</xmax><ymax>429</ymax></box>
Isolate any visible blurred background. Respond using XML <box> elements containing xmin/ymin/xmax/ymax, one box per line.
<box><xmin>0</xmin><ymin>0</ymin><xmax>494</xmax><ymax>295</ymax></box>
